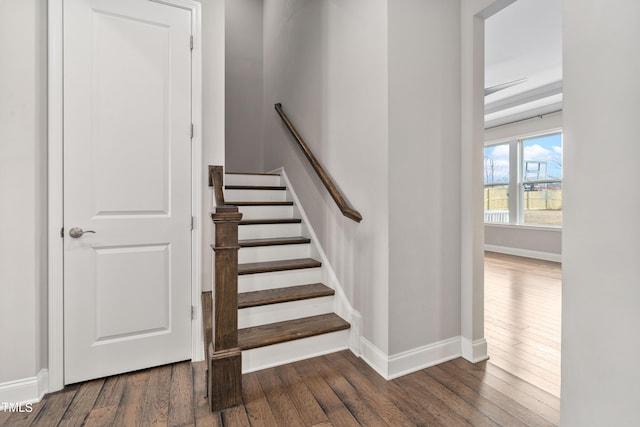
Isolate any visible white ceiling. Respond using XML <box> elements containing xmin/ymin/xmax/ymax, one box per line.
<box><xmin>484</xmin><ymin>0</ymin><xmax>562</xmax><ymax>128</ymax></box>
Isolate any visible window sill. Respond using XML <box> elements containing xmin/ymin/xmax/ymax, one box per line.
<box><xmin>484</xmin><ymin>223</ymin><xmax>562</xmax><ymax>231</ymax></box>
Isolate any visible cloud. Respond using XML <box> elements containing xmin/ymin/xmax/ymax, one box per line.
<box><xmin>489</xmin><ymin>144</ymin><xmax>509</xmax><ymax>160</ymax></box>
<box><xmin>524</xmin><ymin>144</ymin><xmax>552</xmax><ymax>161</ymax></box>
<box><xmin>553</xmin><ymin>145</ymin><xmax>563</xmax><ymax>158</ymax></box>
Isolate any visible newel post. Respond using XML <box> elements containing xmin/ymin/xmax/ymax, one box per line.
<box><xmin>208</xmin><ymin>205</ymin><xmax>243</xmax><ymax>411</ymax></box>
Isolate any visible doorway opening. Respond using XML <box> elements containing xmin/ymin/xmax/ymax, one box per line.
<box><xmin>482</xmin><ymin>0</ymin><xmax>562</xmax><ymax>398</ymax></box>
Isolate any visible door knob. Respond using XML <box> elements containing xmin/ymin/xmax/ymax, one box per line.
<box><xmin>69</xmin><ymin>227</ymin><xmax>96</xmax><ymax>238</ymax></box>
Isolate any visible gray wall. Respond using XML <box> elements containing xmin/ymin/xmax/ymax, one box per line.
<box><xmin>388</xmin><ymin>0</ymin><xmax>462</xmax><ymax>354</ymax></box>
<box><xmin>262</xmin><ymin>0</ymin><xmax>391</xmax><ymax>353</ymax></box>
<box><xmin>0</xmin><ymin>0</ymin><xmax>48</xmax><ymax>387</ymax></box>
<box><xmin>225</xmin><ymin>0</ymin><xmax>264</xmax><ymax>172</ymax></box>
<box><xmin>562</xmin><ymin>0</ymin><xmax>640</xmax><ymax>424</ymax></box>
<box><xmin>262</xmin><ymin>0</ymin><xmax>465</xmax><ymax>358</ymax></box>
<box><xmin>199</xmin><ymin>0</ymin><xmax>227</xmax><ymax>293</ymax></box>
<box><xmin>485</xmin><ymin>225</ymin><xmax>561</xmax><ymax>259</ymax></box>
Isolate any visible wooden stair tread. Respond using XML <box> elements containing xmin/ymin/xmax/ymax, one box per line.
<box><xmin>239</xmin><ymin>218</ymin><xmax>302</xmax><ymax>225</ymax></box>
<box><xmin>225</xmin><ymin>185</ymin><xmax>286</xmax><ymax>190</ymax></box>
<box><xmin>239</xmin><ymin>236</ymin><xmax>311</xmax><ymax>247</ymax></box>
<box><xmin>238</xmin><ymin>313</ymin><xmax>350</xmax><ymax>350</ymax></box>
<box><xmin>227</xmin><ymin>201</ymin><xmax>293</xmax><ymax>206</ymax></box>
<box><xmin>238</xmin><ymin>283</ymin><xmax>334</xmax><ymax>308</ymax></box>
<box><xmin>238</xmin><ymin>258</ymin><xmax>321</xmax><ymax>275</ymax></box>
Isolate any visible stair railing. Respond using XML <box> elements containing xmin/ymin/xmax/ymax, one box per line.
<box><xmin>274</xmin><ymin>103</ymin><xmax>363</xmax><ymax>222</ymax></box>
<box><xmin>207</xmin><ymin>165</ymin><xmax>242</xmax><ymax>411</ymax></box>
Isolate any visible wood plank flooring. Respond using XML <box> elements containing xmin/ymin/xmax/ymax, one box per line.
<box><xmin>0</xmin><ymin>350</ymin><xmax>559</xmax><ymax>426</ymax></box>
<box><xmin>0</xmin><ymin>253</ymin><xmax>562</xmax><ymax>426</ymax></box>
<box><xmin>484</xmin><ymin>251</ymin><xmax>562</xmax><ymax>399</ymax></box>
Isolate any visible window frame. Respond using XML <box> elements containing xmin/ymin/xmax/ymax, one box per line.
<box><xmin>484</xmin><ymin>129</ymin><xmax>563</xmax><ymax>228</ymax></box>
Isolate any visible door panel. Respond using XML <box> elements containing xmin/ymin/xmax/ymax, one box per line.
<box><xmin>63</xmin><ymin>0</ymin><xmax>192</xmax><ymax>384</ymax></box>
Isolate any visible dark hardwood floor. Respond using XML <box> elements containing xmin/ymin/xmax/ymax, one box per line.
<box><xmin>484</xmin><ymin>251</ymin><xmax>562</xmax><ymax>399</ymax></box>
<box><xmin>0</xmin><ymin>349</ymin><xmax>559</xmax><ymax>426</ymax></box>
<box><xmin>1</xmin><ymin>253</ymin><xmax>562</xmax><ymax>426</ymax></box>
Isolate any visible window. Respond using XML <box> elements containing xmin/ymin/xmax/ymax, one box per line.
<box><xmin>484</xmin><ymin>143</ymin><xmax>510</xmax><ymax>223</ymax></box>
<box><xmin>484</xmin><ymin>132</ymin><xmax>563</xmax><ymax>226</ymax></box>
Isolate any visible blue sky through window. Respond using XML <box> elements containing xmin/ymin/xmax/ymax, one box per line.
<box><xmin>484</xmin><ymin>133</ymin><xmax>562</xmax><ymax>184</ymax></box>
<box><xmin>523</xmin><ymin>133</ymin><xmax>562</xmax><ymax>180</ymax></box>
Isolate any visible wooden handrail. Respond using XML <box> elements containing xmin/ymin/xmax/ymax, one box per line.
<box><xmin>208</xmin><ymin>165</ymin><xmax>226</xmax><ymax>206</ymax></box>
<box><xmin>274</xmin><ymin>103</ymin><xmax>363</xmax><ymax>223</ymax></box>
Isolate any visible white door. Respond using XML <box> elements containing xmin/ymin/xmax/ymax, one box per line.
<box><xmin>63</xmin><ymin>0</ymin><xmax>193</xmax><ymax>384</ymax></box>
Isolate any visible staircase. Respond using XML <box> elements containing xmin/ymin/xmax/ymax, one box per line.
<box><xmin>222</xmin><ymin>171</ymin><xmax>351</xmax><ymax>373</ymax></box>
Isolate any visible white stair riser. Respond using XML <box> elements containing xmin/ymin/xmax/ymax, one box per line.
<box><xmin>225</xmin><ymin>174</ymin><xmax>281</xmax><ymax>187</ymax></box>
<box><xmin>238</xmin><ymin>268</ymin><xmax>323</xmax><ymax>293</ymax></box>
<box><xmin>238</xmin><ymin>244</ymin><xmax>310</xmax><ymax>264</ymax></box>
<box><xmin>238</xmin><ymin>296</ymin><xmax>334</xmax><ymax>329</ymax></box>
<box><xmin>241</xmin><ymin>329</ymin><xmax>350</xmax><ymax>373</ymax></box>
<box><xmin>225</xmin><ymin>189</ymin><xmax>287</xmax><ymax>202</ymax></box>
<box><xmin>238</xmin><ymin>223</ymin><xmax>302</xmax><ymax>240</ymax></box>
<box><xmin>236</xmin><ymin>205</ymin><xmax>293</xmax><ymax>220</ymax></box>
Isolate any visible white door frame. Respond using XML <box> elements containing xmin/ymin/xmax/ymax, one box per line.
<box><xmin>460</xmin><ymin>0</ymin><xmax>516</xmax><ymax>363</ymax></box>
<box><xmin>48</xmin><ymin>0</ymin><xmax>202</xmax><ymax>392</ymax></box>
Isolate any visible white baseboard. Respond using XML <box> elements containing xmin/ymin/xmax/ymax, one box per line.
<box><xmin>360</xmin><ymin>338</ymin><xmax>390</xmax><ymax>379</ymax></box>
<box><xmin>388</xmin><ymin>337</ymin><xmax>461</xmax><ymax>379</ymax></box>
<box><xmin>461</xmin><ymin>337</ymin><xmax>489</xmax><ymax>363</ymax></box>
<box><xmin>0</xmin><ymin>369</ymin><xmax>48</xmax><ymax>405</ymax></box>
<box><xmin>484</xmin><ymin>244</ymin><xmax>562</xmax><ymax>263</ymax></box>
<box><xmin>349</xmin><ymin>311</ymin><xmax>362</xmax><ymax>356</ymax></box>
<box><xmin>360</xmin><ymin>336</ymin><xmax>464</xmax><ymax>380</ymax></box>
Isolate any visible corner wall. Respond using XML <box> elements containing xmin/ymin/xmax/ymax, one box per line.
<box><xmin>387</xmin><ymin>0</ymin><xmax>462</xmax><ymax>355</ymax></box>
<box><xmin>262</xmin><ymin>0</ymin><xmax>391</xmax><ymax>355</ymax></box>
<box><xmin>197</xmin><ymin>0</ymin><xmax>226</xmax><ymax>294</ymax></box>
<box><xmin>0</xmin><ymin>0</ymin><xmax>48</xmax><ymax>401</ymax></box>
<box><xmin>562</xmin><ymin>0</ymin><xmax>640</xmax><ymax>424</ymax></box>
<box><xmin>225</xmin><ymin>0</ymin><xmax>264</xmax><ymax>172</ymax></box>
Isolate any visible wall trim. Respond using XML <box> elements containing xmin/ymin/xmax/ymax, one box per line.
<box><xmin>485</xmin><ymin>244</ymin><xmax>562</xmax><ymax>263</ymax></box>
<box><xmin>274</xmin><ymin>167</ymin><xmax>359</xmax><ymax>341</ymax></box>
<box><xmin>360</xmin><ymin>338</ymin><xmax>390</xmax><ymax>379</ymax></box>
<box><xmin>47</xmin><ymin>0</ymin><xmax>203</xmax><ymax>393</ymax></box>
<box><xmin>388</xmin><ymin>337</ymin><xmax>462</xmax><ymax>380</ymax></box>
<box><xmin>349</xmin><ymin>311</ymin><xmax>363</xmax><ymax>356</ymax></box>
<box><xmin>461</xmin><ymin>337</ymin><xmax>489</xmax><ymax>363</ymax></box>
<box><xmin>360</xmin><ymin>337</ymin><xmax>464</xmax><ymax>380</ymax></box>
<box><xmin>0</xmin><ymin>370</ymin><xmax>49</xmax><ymax>405</ymax></box>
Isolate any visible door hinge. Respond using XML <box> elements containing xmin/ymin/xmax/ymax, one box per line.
<box><xmin>60</xmin><ymin>227</ymin><xmax>64</xmax><ymax>238</ymax></box>
<box><xmin>191</xmin><ymin>216</ymin><xmax>194</xmax><ymax>230</ymax></box>
<box><xmin>190</xmin><ymin>123</ymin><xmax>194</xmax><ymax>139</ymax></box>
<box><xmin>190</xmin><ymin>35</ymin><xmax>194</xmax><ymax>51</ymax></box>
<box><xmin>191</xmin><ymin>305</ymin><xmax>196</xmax><ymax>320</ymax></box>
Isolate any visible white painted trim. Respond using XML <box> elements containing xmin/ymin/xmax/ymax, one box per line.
<box><xmin>47</xmin><ymin>0</ymin><xmax>64</xmax><ymax>394</ymax></box>
<box><xmin>242</xmin><ymin>330</ymin><xmax>350</xmax><ymax>374</ymax></box>
<box><xmin>360</xmin><ymin>338</ymin><xmax>390</xmax><ymax>379</ymax></box>
<box><xmin>0</xmin><ymin>370</ymin><xmax>49</xmax><ymax>405</ymax></box>
<box><xmin>461</xmin><ymin>337</ymin><xmax>489</xmax><ymax>363</ymax></box>
<box><xmin>183</xmin><ymin>0</ymin><xmax>204</xmax><ymax>364</ymax></box>
<box><xmin>360</xmin><ymin>337</ymin><xmax>463</xmax><ymax>380</ymax></box>
<box><xmin>47</xmin><ymin>0</ymin><xmax>204</xmax><ymax>393</ymax></box>
<box><xmin>388</xmin><ymin>337</ymin><xmax>462</xmax><ymax>380</ymax></box>
<box><xmin>275</xmin><ymin>167</ymin><xmax>360</xmax><ymax>347</ymax></box>
<box><xmin>484</xmin><ymin>223</ymin><xmax>562</xmax><ymax>232</ymax></box>
<box><xmin>349</xmin><ymin>311</ymin><xmax>362</xmax><ymax>356</ymax></box>
<box><xmin>484</xmin><ymin>245</ymin><xmax>562</xmax><ymax>263</ymax></box>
